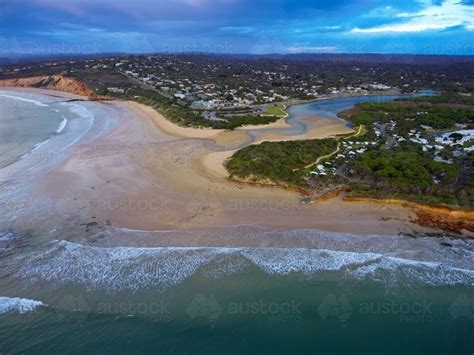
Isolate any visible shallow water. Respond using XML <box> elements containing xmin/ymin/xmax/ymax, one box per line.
<box><xmin>246</xmin><ymin>91</ymin><xmax>433</xmax><ymax>142</ymax></box>
<box><xmin>288</xmin><ymin>93</ymin><xmax>432</xmax><ymax>120</ymax></box>
<box><xmin>0</xmin><ymin>92</ymin><xmax>66</xmax><ymax>168</ymax></box>
<box><xmin>0</xmin><ymin>90</ymin><xmax>472</xmax><ymax>354</ymax></box>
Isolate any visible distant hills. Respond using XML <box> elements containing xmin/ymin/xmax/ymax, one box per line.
<box><xmin>1</xmin><ymin>52</ymin><xmax>474</xmax><ymax>66</ymax></box>
<box><xmin>243</xmin><ymin>53</ymin><xmax>474</xmax><ymax>65</ymax></box>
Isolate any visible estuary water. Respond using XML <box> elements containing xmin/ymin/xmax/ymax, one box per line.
<box><xmin>0</xmin><ymin>90</ymin><xmax>472</xmax><ymax>354</ymax></box>
<box><xmin>288</xmin><ymin>92</ymin><xmax>433</xmax><ymax>121</ymax></box>
<box><xmin>247</xmin><ymin>91</ymin><xmax>433</xmax><ymax>141</ymax></box>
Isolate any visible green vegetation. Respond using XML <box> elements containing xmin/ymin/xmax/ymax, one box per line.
<box><xmin>118</xmin><ymin>89</ymin><xmax>279</xmax><ymax>130</ymax></box>
<box><xmin>353</xmin><ymin>124</ymin><xmax>367</xmax><ymax>137</ymax></box>
<box><xmin>464</xmin><ymin>139</ymin><xmax>474</xmax><ymax>149</ymax></box>
<box><xmin>344</xmin><ymin>102</ymin><xmax>474</xmax><ymax>136</ymax></box>
<box><xmin>31</xmin><ymin>76</ymin><xmax>59</xmax><ymax>88</ymax></box>
<box><xmin>347</xmin><ymin>143</ymin><xmax>460</xmax><ymax>206</ymax></box>
<box><xmin>457</xmin><ymin>152</ymin><xmax>474</xmax><ymax>207</ymax></box>
<box><xmin>346</xmin><ymin>111</ymin><xmax>377</xmax><ymax>126</ymax></box>
<box><xmin>225</xmin><ymin>139</ymin><xmax>338</xmax><ymax>186</ymax></box>
<box><xmin>265</xmin><ymin>103</ymin><xmax>287</xmax><ymax>118</ymax></box>
<box><xmin>214</xmin><ymin>115</ymin><xmax>280</xmax><ymax>130</ymax></box>
<box><xmin>226</xmin><ymin>94</ymin><xmax>474</xmax><ymax>209</ymax></box>
<box><xmin>403</xmin><ymin>93</ymin><xmax>474</xmax><ymax>105</ymax></box>
<box><xmin>128</xmin><ymin>89</ymin><xmax>208</xmax><ymax>127</ymax></box>
<box><xmin>359</xmin><ymin>102</ymin><xmax>402</xmax><ymax>113</ymax></box>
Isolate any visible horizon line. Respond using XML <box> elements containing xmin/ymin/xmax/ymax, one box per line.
<box><xmin>2</xmin><ymin>51</ymin><xmax>474</xmax><ymax>59</ymax></box>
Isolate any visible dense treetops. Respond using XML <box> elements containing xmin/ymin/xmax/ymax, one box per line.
<box><xmin>226</xmin><ymin>94</ymin><xmax>474</xmax><ymax>208</ymax></box>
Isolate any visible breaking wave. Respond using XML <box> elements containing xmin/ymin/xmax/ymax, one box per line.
<box><xmin>0</xmin><ymin>296</ymin><xmax>45</xmax><ymax>314</ymax></box>
<box><xmin>56</xmin><ymin>117</ymin><xmax>68</xmax><ymax>133</ymax></box>
<box><xmin>13</xmin><ymin>240</ymin><xmax>474</xmax><ymax>294</ymax></box>
<box><xmin>0</xmin><ymin>92</ymin><xmax>49</xmax><ymax>107</ymax></box>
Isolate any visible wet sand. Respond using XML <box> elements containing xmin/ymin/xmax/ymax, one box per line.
<box><xmin>39</xmin><ymin>91</ymin><xmax>423</xmax><ymax>235</ymax></box>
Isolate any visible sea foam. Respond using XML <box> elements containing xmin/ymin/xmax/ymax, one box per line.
<box><xmin>0</xmin><ymin>92</ymin><xmax>49</xmax><ymax>107</ymax></box>
<box><xmin>14</xmin><ymin>240</ymin><xmax>474</xmax><ymax>294</ymax></box>
<box><xmin>0</xmin><ymin>296</ymin><xmax>45</xmax><ymax>314</ymax></box>
<box><xmin>56</xmin><ymin>118</ymin><xmax>68</xmax><ymax>134</ymax></box>
<box><xmin>60</xmin><ymin>102</ymin><xmax>94</xmax><ymax>121</ymax></box>
<box><xmin>0</xmin><ymin>232</ymin><xmax>13</xmax><ymax>242</ymax></box>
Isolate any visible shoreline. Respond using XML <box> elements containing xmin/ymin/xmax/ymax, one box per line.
<box><xmin>1</xmin><ymin>87</ymin><xmax>469</xmax><ymax>238</ymax></box>
<box><xmin>344</xmin><ymin>196</ymin><xmax>474</xmax><ymax>235</ymax></box>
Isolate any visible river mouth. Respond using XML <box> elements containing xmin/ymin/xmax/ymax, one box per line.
<box><xmin>287</xmin><ymin>92</ymin><xmax>434</xmax><ymax>121</ymax></box>
<box><xmin>241</xmin><ymin>91</ymin><xmax>434</xmax><ymax>143</ymax></box>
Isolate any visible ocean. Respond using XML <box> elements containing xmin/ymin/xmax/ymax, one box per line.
<box><xmin>0</xmin><ymin>238</ymin><xmax>473</xmax><ymax>353</ymax></box>
<box><xmin>0</xmin><ymin>92</ymin><xmax>66</xmax><ymax>168</ymax></box>
<box><xmin>0</xmin><ymin>90</ymin><xmax>473</xmax><ymax>354</ymax></box>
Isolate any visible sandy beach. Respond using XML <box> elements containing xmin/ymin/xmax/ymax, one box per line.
<box><xmin>0</xmin><ymin>87</ymin><xmax>439</xmax><ymax>251</ymax></box>
<box><xmin>0</xmin><ymin>88</ymin><xmax>423</xmax><ymax>241</ymax></box>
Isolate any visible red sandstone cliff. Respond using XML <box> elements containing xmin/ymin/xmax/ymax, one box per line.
<box><xmin>0</xmin><ymin>75</ymin><xmax>111</xmax><ymax>100</ymax></box>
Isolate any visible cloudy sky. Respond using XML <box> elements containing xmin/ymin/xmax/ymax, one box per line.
<box><xmin>1</xmin><ymin>0</ymin><xmax>473</xmax><ymax>56</ymax></box>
